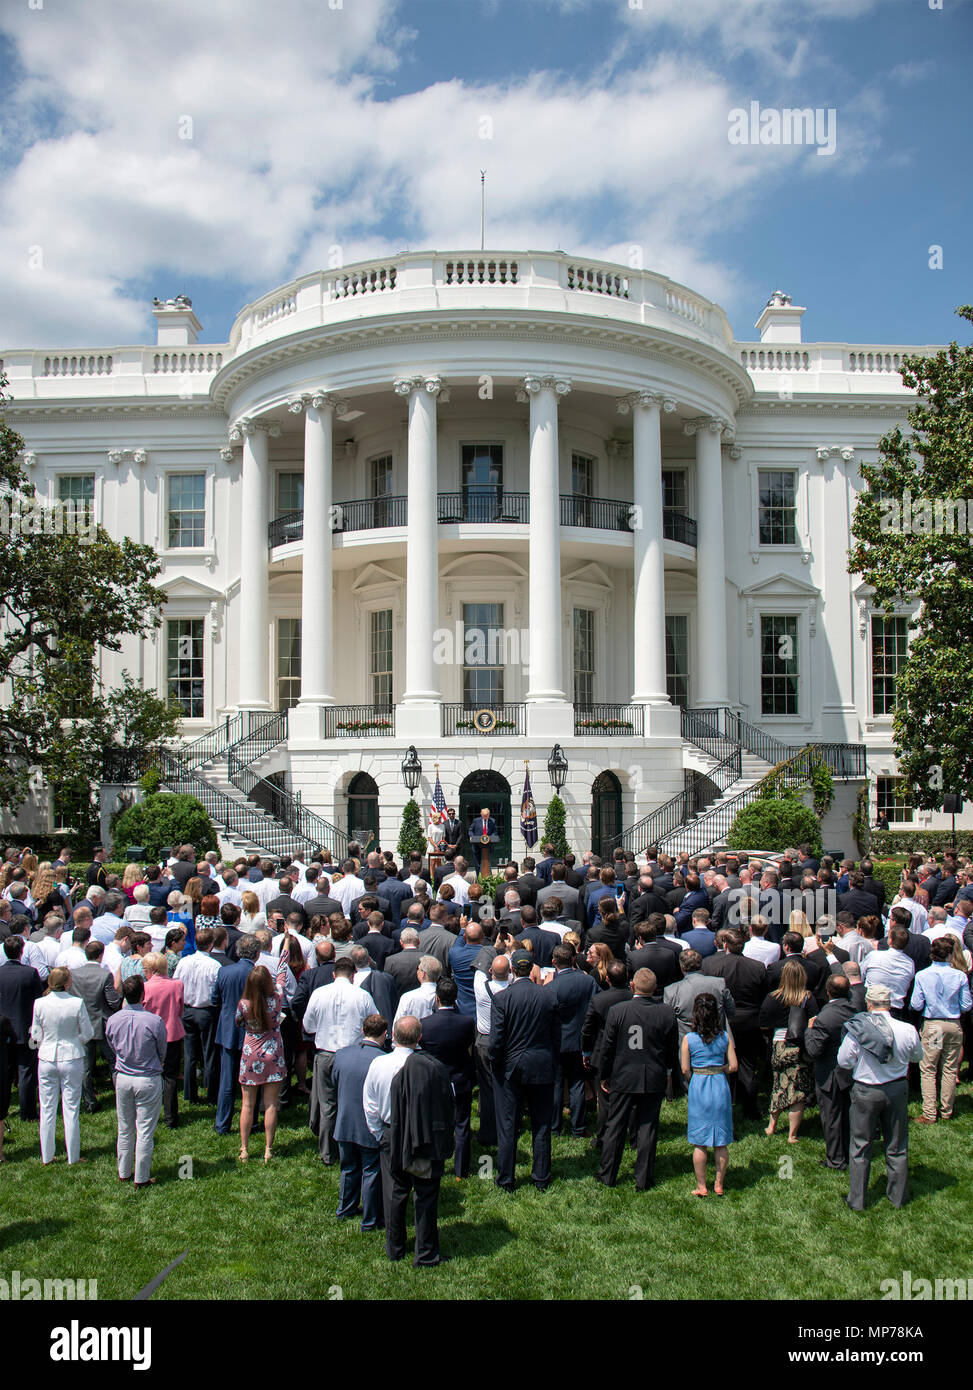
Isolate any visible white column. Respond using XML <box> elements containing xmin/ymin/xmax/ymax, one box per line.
<box><xmin>619</xmin><ymin>390</ymin><xmax>674</xmax><ymax>706</ymax></box>
<box><xmin>686</xmin><ymin>415</ymin><xmax>731</xmax><ymax>708</ymax></box>
<box><xmin>817</xmin><ymin>445</ymin><xmax>858</xmax><ymax>740</ymax></box>
<box><xmin>236</xmin><ymin>418</ymin><xmax>272</xmax><ymax>710</ymax></box>
<box><xmin>395</xmin><ymin>374</ymin><xmax>442</xmax><ymax>740</ymax></box>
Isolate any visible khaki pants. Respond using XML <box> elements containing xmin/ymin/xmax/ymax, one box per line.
<box><xmin>919</xmin><ymin>1019</ymin><xmax>963</xmax><ymax>1120</ymax></box>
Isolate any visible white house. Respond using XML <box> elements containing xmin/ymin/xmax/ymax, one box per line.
<box><xmin>2</xmin><ymin>251</ymin><xmax>957</xmax><ymax>860</ymax></box>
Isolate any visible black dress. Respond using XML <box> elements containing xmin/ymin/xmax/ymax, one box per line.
<box><xmin>0</xmin><ymin>1013</ymin><xmax>17</xmax><ymax>1121</ymax></box>
<box><xmin>759</xmin><ymin>993</ymin><xmax>815</xmax><ymax>1111</ymax></box>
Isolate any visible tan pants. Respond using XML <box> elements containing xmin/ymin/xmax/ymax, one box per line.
<box><xmin>919</xmin><ymin>1019</ymin><xmax>963</xmax><ymax>1120</ymax></box>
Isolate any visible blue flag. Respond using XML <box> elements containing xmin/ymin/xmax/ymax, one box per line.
<box><xmin>520</xmin><ymin>769</ymin><xmax>538</xmax><ymax>848</ymax></box>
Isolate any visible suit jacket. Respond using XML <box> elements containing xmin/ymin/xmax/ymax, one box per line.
<box><xmin>0</xmin><ymin>961</ymin><xmax>44</xmax><ymax>1043</ymax></box>
<box><xmin>352</xmin><ymin>967</ymin><xmax>395</xmax><ymax>1024</ymax></box>
<box><xmin>470</xmin><ymin>817</ymin><xmax>498</xmax><ymax>847</ymax></box>
<box><xmin>674</xmin><ymin>889</ymin><xmax>711</xmax><ymax>930</ymax></box>
<box><xmin>514</xmin><ymin>924</ymin><xmax>555</xmax><ymax>969</ymax></box>
<box><xmin>68</xmin><ymin>963</ymin><xmax>122</xmax><ymax>1039</ymax></box>
<box><xmin>212</xmin><ymin>958</ymin><xmax>255</xmax><ymax>1050</ymax></box>
<box><xmin>488</xmin><ymin>977</ymin><xmax>561</xmax><ymax>1083</ymax></box>
<box><xmin>349</xmin><ymin>894</ymin><xmax>393</xmax><ymax>925</ymax></box>
<box><xmin>383</xmin><ymin>950</ymin><xmax>423</xmax><ymax>1005</ymax></box>
<box><xmin>533</xmin><ymin>857</ymin><xmax>557</xmax><ymax>887</ymax></box>
<box><xmin>302</xmin><ymin>893</ymin><xmax>343</xmax><ymax>922</ymax></box>
<box><xmin>861</xmin><ymin>876</ymin><xmax>887</xmax><ymax>913</ymax></box>
<box><xmin>628</xmin><ymin>890</ymin><xmax>669</xmax><ymax>930</ymax></box>
<box><xmin>932</xmin><ymin>876</ymin><xmax>958</xmax><ymax>908</ymax></box>
<box><xmin>360</xmin><ymin>932</ymin><xmax>396</xmax><ymax>970</ymax></box>
<box><xmin>600</xmin><ymin>994</ymin><xmax>678</xmax><ymax>1092</ymax></box>
<box><xmin>441</xmin><ymin>818</ymin><xmax>464</xmax><ymax>850</ymax></box>
<box><xmin>419</xmin><ymin>1006</ymin><xmax>476</xmax><ymax>1090</ymax></box>
<box><xmin>626</xmin><ymin>942</ymin><xmax>681</xmax><ymax>992</ymax></box>
<box><xmin>333</xmin><ymin>1038</ymin><xmax>386</xmax><ymax>1148</ymax></box>
<box><xmin>536</xmin><ymin>882</ymin><xmax>580</xmax><ymax>918</ymax></box>
<box><xmin>585</xmin><ymin>919</ymin><xmax>628</xmax><ymax>961</ymax></box>
<box><xmin>549</xmin><ymin>967</ymin><xmax>598</xmax><ymax>1053</ymax></box>
<box><xmin>838</xmin><ymin>888</ymin><xmax>880</xmax><ymax>919</ymax></box>
<box><xmin>767</xmin><ymin>951</ymin><xmax>826</xmax><ymax>1000</ymax></box>
<box><xmin>291</xmin><ymin>961</ymin><xmax>336</xmax><ymax>1027</ymax></box>
<box><xmin>803</xmin><ymin>997</ymin><xmax>859</xmax><ymax>1083</ymax></box>
<box><xmin>417</xmin><ymin>924</ymin><xmax>457</xmax><ymax>972</ymax></box>
<box><xmin>663</xmin><ymin>973</ymin><xmax>736</xmax><ymax>1037</ymax></box>
<box><xmin>265</xmin><ymin>894</ymin><xmax>308</xmax><ymax>928</ymax></box>
<box><xmin>579</xmin><ymin>986</ymin><xmax>631</xmax><ymax>1069</ymax></box>
<box><xmin>701</xmin><ymin>952</ymin><xmax>768</xmax><ymax>1029</ymax></box>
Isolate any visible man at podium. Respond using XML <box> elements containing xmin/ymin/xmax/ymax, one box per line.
<box><xmin>469</xmin><ymin>806</ymin><xmax>498</xmax><ymax>874</ymax></box>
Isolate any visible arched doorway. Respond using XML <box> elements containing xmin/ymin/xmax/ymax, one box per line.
<box><xmin>458</xmin><ymin>770</ymin><xmax>512</xmax><ymax>866</ymax></box>
<box><xmin>591</xmin><ymin>771</ymin><xmax>622</xmax><ymax>859</ymax></box>
<box><xmin>347</xmin><ymin>773</ymin><xmax>379</xmax><ymax>852</ymax></box>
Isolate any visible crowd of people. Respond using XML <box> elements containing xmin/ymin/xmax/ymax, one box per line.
<box><xmin>0</xmin><ymin>836</ymin><xmax>971</xmax><ymax>1264</ymax></box>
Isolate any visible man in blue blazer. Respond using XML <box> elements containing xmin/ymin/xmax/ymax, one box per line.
<box><xmin>549</xmin><ymin>944</ymin><xmax>597</xmax><ymax>1136</ymax></box>
<box><xmin>332</xmin><ymin>1015</ymin><xmax>388</xmax><ymax>1230</ymax></box>
<box><xmin>420</xmin><ymin>978</ymin><xmax>476</xmax><ymax>1177</ymax></box>
<box><xmin>211</xmin><ymin>934</ymin><xmax>258</xmax><ymax>1135</ymax></box>
<box><xmin>488</xmin><ymin>952</ymin><xmax>561</xmax><ymax>1192</ymax></box>
<box><xmin>469</xmin><ymin>808</ymin><xmax>498</xmax><ymax>872</ymax></box>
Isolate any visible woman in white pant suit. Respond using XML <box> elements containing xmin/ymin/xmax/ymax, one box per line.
<box><xmin>29</xmin><ymin>967</ymin><xmax>94</xmax><ymax>1165</ymax></box>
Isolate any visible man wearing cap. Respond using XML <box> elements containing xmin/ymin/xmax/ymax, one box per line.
<box><xmin>837</xmin><ymin>982</ymin><xmax>924</xmax><ymax>1210</ymax></box>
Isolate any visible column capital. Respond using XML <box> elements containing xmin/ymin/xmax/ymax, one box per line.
<box><xmin>815</xmin><ymin>445</ymin><xmax>855</xmax><ymax>463</ymax></box>
<box><xmin>230</xmin><ymin>416</ymin><xmax>280</xmax><ymax>440</ymax></box>
<box><xmin>516</xmin><ymin>374</ymin><xmax>572</xmax><ymax>402</ymax></box>
<box><xmin>288</xmin><ymin>391</ymin><xmax>349</xmax><ymax>415</ymax></box>
<box><xmin>106</xmin><ymin>446</ymin><xmax>147</xmax><ymax>466</ymax></box>
<box><xmin>616</xmin><ymin>390</ymin><xmax>676</xmax><ymax>414</ymax></box>
<box><xmin>724</xmin><ymin>444</ymin><xmax>743</xmax><ymax>461</ymax></box>
<box><xmin>393</xmin><ymin>373</ymin><xmax>446</xmax><ymax>397</ymax></box>
<box><xmin>20</xmin><ymin>450</ymin><xmax>38</xmax><ymax>469</ymax></box>
<box><xmin>683</xmin><ymin>415</ymin><xmax>730</xmax><ymax>437</ymax></box>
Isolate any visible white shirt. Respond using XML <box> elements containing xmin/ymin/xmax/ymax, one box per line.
<box><xmin>147</xmin><ymin>921</ymin><xmax>169</xmax><ymax>952</ymax></box>
<box><xmin>54</xmin><ymin>945</ymin><xmax>87</xmax><ymax>971</ymax></box>
<box><xmin>173</xmin><ymin>950</ymin><xmax>221</xmax><ymax>1007</ymax></box>
<box><xmin>302</xmin><ymin>977</ymin><xmax>376</xmax><ymax>1052</ymax></box>
<box><xmin>292</xmin><ymin>881</ymin><xmax>318</xmax><ymax>906</ymax></box>
<box><xmin>363</xmin><ymin>1045</ymin><xmax>414</xmax><ymax>1139</ymax></box>
<box><xmin>123</xmin><ymin>904</ymin><xmax>153</xmax><ymax>927</ymax></box>
<box><xmin>218</xmin><ymin>886</ymin><xmax>244</xmax><ymax>909</ymax></box>
<box><xmin>663</xmin><ymin>932</ymin><xmax>688</xmax><ymax>952</ymax></box>
<box><xmin>103</xmin><ymin>942</ymin><xmax>128</xmax><ymax>975</ymax></box>
<box><xmin>272</xmin><ymin>931</ymin><xmax>314</xmax><ymax>965</ymax></box>
<box><xmin>441</xmin><ymin>872</ymin><xmax>470</xmax><ymax>907</ymax></box>
<box><xmin>473</xmin><ymin>970</ymin><xmax>510</xmax><ymax>1034</ymax></box>
<box><xmin>836</xmin><ymin>929</ymin><xmax>870</xmax><ymax>964</ymax></box>
<box><xmin>240</xmin><ymin>911</ymin><xmax>267</xmax><ymax>935</ymax></box>
<box><xmin>30</xmin><ymin>991</ymin><xmax>93</xmax><ymax>1064</ymax></box>
<box><xmin>537</xmin><ymin>921</ymin><xmax>568</xmax><ymax>942</ymax></box>
<box><xmin>743</xmin><ymin>937</ymin><xmax>780</xmax><ymax>969</ymax></box>
<box><xmin>91</xmin><ymin>912</ymin><xmax>124</xmax><ymax>946</ymax></box>
<box><xmin>248</xmin><ymin>878</ymin><xmax>278</xmax><ymax>912</ymax></box>
<box><xmin>1</xmin><ymin>940</ymin><xmax>49</xmax><ymax>980</ymax></box>
<box><xmin>892</xmin><ymin>897</ymin><xmax>929</xmax><ymax>934</ymax></box>
<box><xmin>36</xmin><ymin>934</ymin><xmax>65</xmax><ymax>969</ymax></box>
<box><xmin>330</xmin><ymin>875</ymin><xmax>363</xmax><ymax>912</ymax></box>
<box><xmin>837</xmin><ymin>1012</ymin><xmax>923</xmax><ymax>1084</ymax></box>
<box><xmin>862</xmin><ymin>948</ymin><xmax>916</xmax><ymax>1009</ymax></box>
<box><xmin>394</xmin><ymin>979</ymin><xmax>438</xmax><ymax>1024</ymax></box>
<box><xmin>925</xmin><ymin>921</ymin><xmax>963</xmax><ymax>942</ymax></box>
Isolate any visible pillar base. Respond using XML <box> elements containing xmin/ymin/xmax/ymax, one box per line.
<box><xmin>641</xmin><ymin>702</ymin><xmax>682</xmax><ymax>740</ymax></box>
<box><xmin>287</xmin><ymin>702</ymin><xmax>333</xmax><ymax>741</ymax></box>
<box><xmin>525</xmin><ymin>700</ymin><xmax>574</xmax><ymax>739</ymax></box>
<box><xmin>396</xmin><ymin>701</ymin><xmax>442</xmax><ymax>742</ymax></box>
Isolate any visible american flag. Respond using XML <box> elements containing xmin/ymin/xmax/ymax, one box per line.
<box><xmin>432</xmin><ymin>769</ymin><xmax>446</xmax><ymax>816</ymax></box>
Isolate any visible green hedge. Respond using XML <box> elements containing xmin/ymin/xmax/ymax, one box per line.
<box><xmin>726</xmin><ymin>796</ymin><xmax>822</xmax><ymax>856</ymax></box>
<box><xmin>869</xmin><ymin>858</ymin><xmax>908</xmax><ymax>902</ymax></box>
<box><xmin>111</xmin><ymin>792</ymin><xmax>218</xmax><ymax>862</ymax></box>
<box><xmin>66</xmin><ymin>861</ymin><xmax>134</xmax><ymax>879</ymax></box>
<box><xmin>870</xmin><ymin>830</ymin><xmax>973</xmax><ymax>856</ymax></box>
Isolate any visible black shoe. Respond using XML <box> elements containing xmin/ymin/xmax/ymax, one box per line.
<box><xmin>494</xmin><ymin>1181</ymin><xmax>515</xmax><ymax>1194</ymax></box>
<box><xmin>416</xmin><ymin>1254</ymin><xmax>451</xmax><ymax>1267</ymax></box>
<box><xmin>819</xmin><ymin>1159</ymin><xmax>848</xmax><ymax>1170</ymax></box>
<box><xmin>533</xmin><ymin>1182</ymin><xmax>550</xmax><ymax>1192</ymax></box>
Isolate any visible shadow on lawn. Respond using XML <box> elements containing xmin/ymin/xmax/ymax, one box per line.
<box><xmin>0</xmin><ymin>1218</ymin><xmax>71</xmax><ymax>1251</ymax></box>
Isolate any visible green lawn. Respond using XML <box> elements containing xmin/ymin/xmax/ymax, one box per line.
<box><xmin>2</xmin><ymin>1079</ymin><xmax>970</xmax><ymax>1301</ymax></box>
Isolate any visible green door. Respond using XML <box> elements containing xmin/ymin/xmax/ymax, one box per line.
<box><xmin>458</xmin><ymin>771</ymin><xmax>511</xmax><ymax>867</ymax></box>
<box><xmin>347</xmin><ymin>773</ymin><xmax>379</xmax><ymax>853</ymax></box>
<box><xmin>591</xmin><ymin>771</ymin><xmax>622</xmax><ymax>859</ymax></box>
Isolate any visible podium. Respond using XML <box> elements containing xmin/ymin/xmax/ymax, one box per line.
<box><xmin>476</xmin><ymin>833</ymin><xmax>500</xmax><ymax>877</ymax></box>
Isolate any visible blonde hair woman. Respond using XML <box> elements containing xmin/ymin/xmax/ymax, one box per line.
<box><xmin>121</xmin><ymin>861</ymin><xmax>144</xmax><ymax>903</ymax></box>
<box><xmin>29</xmin><ymin>967</ymin><xmax>94</xmax><ymax>1165</ymax></box>
<box><xmin>758</xmin><ymin>958</ymin><xmax>815</xmax><ymax>1142</ymax></box>
<box><xmin>28</xmin><ymin>863</ymin><xmax>59</xmax><ymax>917</ymax></box>
<box><xmin>20</xmin><ymin>850</ymin><xmax>38</xmax><ymax>879</ymax></box>
<box><xmin>788</xmin><ymin>910</ymin><xmax>811</xmax><ymax>940</ymax></box>
<box><xmin>240</xmin><ymin>890</ymin><xmax>266</xmax><ymax>935</ymax></box>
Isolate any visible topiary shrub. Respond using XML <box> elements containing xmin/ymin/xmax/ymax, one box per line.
<box><xmin>726</xmin><ymin>790</ymin><xmax>822</xmax><ymax>855</ymax></box>
<box><xmin>111</xmin><ymin>792</ymin><xmax>218</xmax><ymax>862</ymax></box>
<box><xmin>397</xmin><ymin>797</ymin><xmax>427</xmax><ymax>860</ymax></box>
<box><xmin>542</xmin><ymin>794</ymin><xmax>570</xmax><ymax>859</ymax></box>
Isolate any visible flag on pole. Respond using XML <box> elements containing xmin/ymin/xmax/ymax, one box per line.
<box><xmin>432</xmin><ymin>767</ymin><xmax>446</xmax><ymax>816</ymax></box>
<box><xmin>520</xmin><ymin>766</ymin><xmax>538</xmax><ymax>848</ymax></box>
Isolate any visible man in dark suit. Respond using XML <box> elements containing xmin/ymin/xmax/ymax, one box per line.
<box><xmin>512</xmin><ymin>907</ymin><xmax>555</xmax><ymax>969</ymax></box>
<box><xmin>875</xmin><ymin>908</ymin><xmax>931</xmax><ymax>971</ymax></box>
<box><xmin>290</xmin><ymin>940</ymin><xmax>337</xmax><ymax>1028</ymax></box>
<box><xmin>580</xmin><ymin>960</ymin><xmax>630</xmax><ymax>1146</ymax></box>
<box><xmin>441</xmin><ymin>809</ymin><xmax>463</xmax><ymax>856</ymax></box>
<box><xmin>768</xmin><ymin>932</ymin><xmax>827</xmax><ymax>999</ymax></box>
<box><xmin>798</xmin><ymin>846</ymin><xmax>820</xmax><ymax>875</ymax></box>
<box><xmin>349</xmin><ymin>879</ymin><xmax>393</xmax><ymax>925</ymax></box>
<box><xmin>488</xmin><ymin>950</ymin><xmax>561</xmax><ymax>1192</ymax></box>
<box><xmin>838</xmin><ymin>872</ymin><xmax>881</xmax><ymax>920</ymax></box>
<box><xmin>469</xmin><ymin>808</ymin><xmax>498</xmax><ymax>872</ymax></box>
<box><xmin>533</xmin><ymin>845</ymin><xmax>558</xmax><ymax>887</ymax></box>
<box><xmin>68</xmin><ymin>940</ymin><xmax>122</xmax><ymax>1111</ymax></box>
<box><xmin>858</xmin><ymin>860</ymin><xmax>886</xmax><ymax>915</ymax></box>
<box><xmin>804</xmin><ymin>973</ymin><xmax>861</xmax><ymax>1169</ymax></box>
<box><xmin>303</xmin><ymin>886</ymin><xmax>344</xmax><ymax>922</ymax></box>
<box><xmin>674</xmin><ymin>873</ymin><xmax>710</xmax><ymax>931</ymax></box>
<box><xmin>549</xmin><ymin>944</ymin><xmax>598</xmax><ymax>1137</ymax></box>
<box><xmin>598</xmin><ymin>968</ymin><xmax>678</xmax><ymax>1189</ymax></box>
<box><xmin>702</xmin><ymin>928</ymin><xmax>768</xmax><ymax>1119</ymax></box>
<box><xmin>420</xmin><ymin>978</ymin><xmax>477</xmax><ymax>1177</ymax></box>
<box><xmin>627</xmin><ymin>921</ymin><xmax>681</xmax><ymax>992</ymax></box>
<box><xmin>86</xmin><ymin>847</ymin><xmax>109</xmax><ymax>890</ymax></box>
<box><xmin>0</xmin><ymin>936</ymin><xmax>44</xmax><ymax>1119</ymax></box>
<box><xmin>332</xmin><ymin>1014</ymin><xmax>388</xmax><ymax>1230</ymax></box>
<box><xmin>628</xmin><ymin>874</ymin><xmax>669</xmax><ymax>931</ymax></box>
<box><xmin>349</xmin><ymin>946</ymin><xmax>397</xmax><ymax>1026</ymax></box>
<box><xmin>803</xmin><ymin>923</ymin><xmax>850</xmax><ymax>1007</ymax></box>
<box><xmin>562</xmin><ymin>854</ymin><xmax>585</xmax><ymax>890</ymax></box>
<box><xmin>211</xmin><ymin>935</ymin><xmax>258</xmax><ymax>1134</ymax></box>
<box><xmin>358</xmin><ymin>912</ymin><xmax>397</xmax><ymax>969</ymax></box>
<box><xmin>265</xmin><ymin>878</ymin><xmax>308</xmax><ymax>929</ymax></box>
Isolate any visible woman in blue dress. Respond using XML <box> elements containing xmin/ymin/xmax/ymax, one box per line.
<box><xmin>681</xmin><ymin>992</ymin><xmax>737</xmax><ymax>1197</ymax></box>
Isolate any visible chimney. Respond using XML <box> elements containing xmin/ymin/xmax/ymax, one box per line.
<box><xmin>152</xmin><ymin>294</ymin><xmax>202</xmax><ymax>346</ymax></box>
<box><xmin>754</xmin><ymin>290</ymin><xmax>805</xmax><ymax>344</ymax></box>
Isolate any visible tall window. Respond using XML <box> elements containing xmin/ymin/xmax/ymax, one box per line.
<box><xmin>665</xmin><ymin>615</ymin><xmax>690</xmax><ymax>708</ymax></box>
<box><xmin>871</xmin><ymin>616</ymin><xmax>908</xmax><ymax>716</ymax></box>
<box><xmin>370</xmin><ymin>609</ymin><xmax>393</xmax><ymax>707</ymax></box>
<box><xmin>461</xmin><ymin>444</ymin><xmax>503</xmax><ymax>522</ymax></box>
<box><xmin>758</xmin><ymin>470</ymin><xmax>797</xmax><ymax>545</ymax></box>
<box><xmin>571</xmin><ymin>453</ymin><xmax>594</xmax><ymax>497</ymax></box>
<box><xmin>277</xmin><ymin>472</ymin><xmax>303</xmax><ymax>517</ymax></box>
<box><xmin>370</xmin><ymin>455</ymin><xmax>393</xmax><ymax>527</ymax></box>
<box><xmin>58</xmin><ymin>474</ymin><xmax>95</xmax><ymax>505</ymax></box>
<box><xmin>463</xmin><ymin>602</ymin><xmax>504</xmax><ymax>705</ymax></box>
<box><xmin>167</xmin><ymin>619</ymin><xmax>204</xmax><ymax>718</ymax></box>
<box><xmin>573</xmin><ymin>608</ymin><xmax>595</xmax><ymax>704</ymax></box>
<box><xmin>877</xmin><ymin>776</ymin><xmax>913</xmax><ymax>824</ymax></box>
<box><xmin>662</xmin><ymin>470</ymin><xmax>688</xmax><ymax>514</ymax></box>
<box><xmin>760</xmin><ymin>614</ymin><xmax>799</xmax><ymax>715</ymax></box>
<box><xmin>167</xmin><ymin>474</ymin><xmax>205</xmax><ymax>548</ymax></box>
<box><xmin>277</xmin><ymin>619</ymin><xmax>301</xmax><ymax>711</ymax></box>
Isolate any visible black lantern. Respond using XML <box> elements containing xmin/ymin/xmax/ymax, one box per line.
<box><xmin>401</xmin><ymin>745</ymin><xmax>422</xmax><ymax>795</ymax></box>
<box><xmin>547</xmin><ymin>743</ymin><xmax>568</xmax><ymax>792</ymax></box>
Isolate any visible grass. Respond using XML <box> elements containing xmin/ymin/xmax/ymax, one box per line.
<box><xmin>2</xmin><ymin>1076</ymin><xmax>971</xmax><ymax>1301</ymax></box>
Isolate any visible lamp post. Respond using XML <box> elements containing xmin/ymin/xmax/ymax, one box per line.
<box><xmin>401</xmin><ymin>745</ymin><xmax>422</xmax><ymax>796</ymax></box>
<box><xmin>547</xmin><ymin>743</ymin><xmax>568</xmax><ymax>792</ymax></box>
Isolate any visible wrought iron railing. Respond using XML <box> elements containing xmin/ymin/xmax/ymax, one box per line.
<box><xmin>663</xmin><ymin>509</ymin><xmax>698</xmax><ymax>547</ymax></box>
<box><xmin>225</xmin><ymin>745</ymin><xmax>347</xmax><ymax>859</ymax></box>
<box><xmin>559</xmin><ymin>495</ymin><xmax>632</xmax><ymax>530</ymax></box>
<box><xmin>681</xmin><ymin>706</ymin><xmax>740</xmax><ymax>764</ymax></box>
<box><xmin>268</xmin><ymin>510</ymin><xmax>305</xmax><ymax>548</ymax></box>
<box><xmin>437</xmin><ymin>491</ymin><xmax>529</xmax><ymax>524</ymax></box>
<box><xmin>334</xmin><ymin>497</ymin><xmax>408</xmax><ymax>532</ymax></box>
<box><xmin>574</xmin><ymin>704</ymin><xmax>645</xmax><ymax>736</ymax></box>
<box><xmin>441</xmin><ymin>703</ymin><xmax>526</xmax><ymax>736</ymax></box>
<box><xmin>322</xmin><ymin>705</ymin><xmax>394</xmax><ymax>738</ymax></box>
<box><xmin>179</xmin><ymin>710</ymin><xmax>284</xmax><ymax>770</ymax></box>
<box><xmin>603</xmin><ymin>746</ymin><xmax>742</xmax><ymax>856</ymax></box>
<box><xmin>683</xmin><ymin>708</ymin><xmax>866</xmax><ymax>781</ymax></box>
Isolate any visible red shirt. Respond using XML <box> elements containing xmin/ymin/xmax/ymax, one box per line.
<box><xmin>143</xmin><ymin>974</ymin><xmax>186</xmax><ymax>1042</ymax></box>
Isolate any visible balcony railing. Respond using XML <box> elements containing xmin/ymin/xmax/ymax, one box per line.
<box><xmin>322</xmin><ymin>705</ymin><xmax>394</xmax><ymax>738</ymax></box>
<box><xmin>574</xmin><ymin>704</ymin><xmax>645</xmax><ymax>736</ymax></box>
<box><xmin>442</xmin><ymin>703</ymin><xmax>526</xmax><ymax>736</ymax></box>
<box><xmin>269</xmin><ymin>493</ymin><xmax>698</xmax><ymax>547</ymax></box>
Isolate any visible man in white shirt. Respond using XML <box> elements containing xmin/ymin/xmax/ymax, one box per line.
<box><xmin>174</xmin><ymin>925</ymin><xmax>222</xmax><ymax>1103</ymax></box>
<box><xmin>394</xmin><ymin>956</ymin><xmax>441</xmax><ymax>1024</ymax></box>
<box><xmin>55</xmin><ymin>923</ymin><xmax>92</xmax><ymax>972</ymax></box>
<box><xmin>292</xmin><ymin>866</ymin><xmax>323</xmax><ymax>906</ymax></box>
<box><xmin>892</xmin><ymin>883</ymin><xmax>929</xmax><ymax>935</ymax></box>
<box><xmin>742</xmin><ymin>915</ymin><xmax>779</xmax><ymax>969</ymax></box>
<box><xmin>837</xmin><ymin>982</ymin><xmax>923</xmax><ymax>1209</ymax></box>
<box><xmin>440</xmin><ymin>858</ymin><xmax>471</xmax><ymax>908</ymax></box>
<box><xmin>943</xmin><ymin>899</ymin><xmax>972</xmax><ymax>940</ymax></box>
<box><xmin>35</xmin><ymin>917</ymin><xmax>65</xmax><ymax>971</ymax></box>
<box><xmin>217</xmin><ymin>871</ymin><xmax>244</xmax><ymax>909</ymax></box>
<box><xmin>861</xmin><ymin>924</ymin><xmax>916</xmax><ymax>1011</ymax></box>
<box><xmin>835</xmin><ymin>912</ymin><xmax>870</xmax><ymax>964</ymax></box>
<box><xmin>3</xmin><ymin>925</ymin><xmax>50</xmax><ymax>979</ymax></box>
<box><xmin>363</xmin><ymin>1015</ymin><xmax>419</xmax><ymax>1141</ymax></box>
<box><xmin>330</xmin><ymin>864</ymin><xmax>365</xmax><ymax>914</ymax></box>
<box><xmin>473</xmin><ymin>954</ymin><xmax>510</xmax><ymax>1148</ymax></box>
<box><xmin>923</xmin><ymin>905</ymin><xmax>960</xmax><ymax>942</ymax></box>
<box><xmin>92</xmin><ymin>893</ymin><xmax>126</xmax><ymax>946</ymax></box>
<box><xmin>302</xmin><ymin>958</ymin><xmax>377</xmax><ymax>1165</ymax></box>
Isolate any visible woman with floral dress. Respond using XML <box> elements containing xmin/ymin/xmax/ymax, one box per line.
<box><xmin>235</xmin><ymin>950</ymin><xmax>290</xmax><ymax>1163</ymax></box>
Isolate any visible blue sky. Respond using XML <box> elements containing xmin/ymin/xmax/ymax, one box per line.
<box><xmin>0</xmin><ymin>0</ymin><xmax>970</xmax><ymax>349</ymax></box>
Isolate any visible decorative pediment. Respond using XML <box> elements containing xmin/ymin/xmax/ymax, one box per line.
<box><xmin>562</xmin><ymin>562</ymin><xmax>614</xmax><ymax>590</ymax></box>
<box><xmin>439</xmin><ymin>553</ymin><xmax>528</xmax><ymax>579</ymax></box>
<box><xmin>159</xmin><ymin>575</ymin><xmax>225</xmax><ymax>602</ymax></box>
<box><xmin>351</xmin><ymin>562</ymin><xmax>403</xmax><ymax>593</ymax></box>
<box><xmin>739</xmin><ymin>571</ymin><xmax>821</xmax><ymax>600</ymax></box>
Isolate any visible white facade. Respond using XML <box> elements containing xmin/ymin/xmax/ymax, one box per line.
<box><xmin>3</xmin><ymin>253</ymin><xmax>956</xmax><ymax>857</ymax></box>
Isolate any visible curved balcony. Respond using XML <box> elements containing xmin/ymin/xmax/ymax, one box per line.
<box><xmin>268</xmin><ymin>494</ymin><xmax>697</xmax><ymax>548</ymax></box>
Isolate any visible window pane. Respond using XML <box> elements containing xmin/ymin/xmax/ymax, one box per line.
<box><xmin>871</xmin><ymin>616</ymin><xmax>908</xmax><ymax>716</ymax></box>
<box><xmin>58</xmin><ymin>474</ymin><xmax>95</xmax><ymax>504</ymax></box>
<box><xmin>877</xmin><ymin>776</ymin><xmax>913</xmax><ymax>824</ymax></box>
<box><xmin>370</xmin><ymin>456</ymin><xmax>393</xmax><ymax>497</ymax></box>
<box><xmin>277</xmin><ymin>618</ymin><xmax>301</xmax><ymax>711</ymax></box>
<box><xmin>167</xmin><ymin>618</ymin><xmax>204</xmax><ymax>718</ymax></box>
<box><xmin>370</xmin><ymin>609</ymin><xmax>393</xmax><ymax>707</ymax></box>
<box><xmin>665</xmin><ymin>614</ymin><xmax>689</xmax><ymax>708</ymax></box>
<box><xmin>758</xmin><ymin>470</ymin><xmax>797</xmax><ymax>545</ymax></box>
<box><xmin>573</xmin><ymin>608</ymin><xmax>594</xmax><ymax>704</ymax></box>
<box><xmin>760</xmin><ymin>615</ymin><xmax>799</xmax><ymax>715</ymax></box>
<box><xmin>571</xmin><ymin>453</ymin><xmax>593</xmax><ymax>497</ymax></box>
<box><xmin>277</xmin><ymin>472</ymin><xmax>303</xmax><ymax>516</ymax></box>
<box><xmin>168</xmin><ymin>474</ymin><xmax>206</xmax><ymax>548</ymax></box>
<box><xmin>662</xmin><ymin>470</ymin><xmax>687</xmax><ymax>513</ymax></box>
<box><xmin>463</xmin><ymin>602</ymin><xmax>504</xmax><ymax>705</ymax></box>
